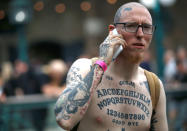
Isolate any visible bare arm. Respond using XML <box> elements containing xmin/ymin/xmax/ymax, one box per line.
<box><xmin>150</xmin><ymin>80</ymin><xmax>168</xmax><ymax>131</ymax></box>
<box><xmin>54</xmin><ymin>29</ymin><xmax>125</xmax><ymax>130</ymax></box>
<box><xmin>54</xmin><ymin>59</ymin><xmax>104</xmax><ymax>130</ymax></box>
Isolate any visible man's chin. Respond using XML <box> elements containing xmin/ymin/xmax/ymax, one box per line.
<box><xmin>130</xmin><ymin>55</ymin><xmax>143</xmax><ymax>63</ymax></box>
<box><xmin>124</xmin><ymin>52</ymin><xmax>144</xmax><ymax>64</ymax></box>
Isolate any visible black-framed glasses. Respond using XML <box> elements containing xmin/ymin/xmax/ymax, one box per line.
<box><xmin>114</xmin><ymin>22</ymin><xmax>156</xmax><ymax>35</ymax></box>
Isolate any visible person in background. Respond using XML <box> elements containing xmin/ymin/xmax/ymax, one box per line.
<box><xmin>176</xmin><ymin>47</ymin><xmax>187</xmax><ymax>71</ymax></box>
<box><xmin>0</xmin><ymin>65</ymin><xmax>5</xmax><ymax>102</ymax></box>
<box><xmin>2</xmin><ymin>60</ymin><xmax>28</xmax><ymax>97</ymax></box>
<box><xmin>0</xmin><ymin>62</ymin><xmax>13</xmax><ymax>102</ymax></box>
<box><xmin>172</xmin><ymin>59</ymin><xmax>187</xmax><ymax>131</ymax></box>
<box><xmin>2</xmin><ymin>60</ymin><xmax>48</xmax><ymax>131</ymax></box>
<box><xmin>163</xmin><ymin>49</ymin><xmax>177</xmax><ymax>83</ymax></box>
<box><xmin>166</xmin><ymin>48</ymin><xmax>187</xmax><ymax>131</ymax></box>
<box><xmin>42</xmin><ymin>59</ymin><xmax>68</xmax><ymax>97</ymax></box>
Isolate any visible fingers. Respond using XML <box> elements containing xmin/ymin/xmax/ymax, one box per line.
<box><xmin>109</xmin><ymin>32</ymin><xmax>124</xmax><ymax>39</ymax></box>
<box><xmin>109</xmin><ymin>36</ymin><xmax>127</xmax><ymax>48</ymax></box>
<box><xmin>99</xmin><ymin>31</ymin><xmax>127</xmax><ymax>65</ymax></box>
<box><xmin>108</xmin><ymin>30</ymin><xmax>126</xmax><ymax>46</ymax></box>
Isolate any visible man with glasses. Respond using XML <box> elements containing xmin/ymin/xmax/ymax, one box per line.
<box><xmin>55</xmin><ymin>2</ymin><xmax>168</xmax><ymax>131</ymax></box>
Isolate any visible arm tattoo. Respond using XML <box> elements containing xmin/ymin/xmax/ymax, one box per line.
<box><xmin>150</xmin><ymin>110</ymin><xmax>158</xmax><ymax>131</ymax></box>
<box><xmin>55</xmin><ymin>64</ymin><xmax>104</xmax><ymax>120</ymax></box>
<box><xmin>99</xmin><ymin>42</ymin><xmax>110</xmax><ymax>58</ymax></box>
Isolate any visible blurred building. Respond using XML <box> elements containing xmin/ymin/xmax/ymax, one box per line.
<box><xmin>0</xmin><ymin>0</ymin><xmax>186</xmax><ymax>65</ymax></box>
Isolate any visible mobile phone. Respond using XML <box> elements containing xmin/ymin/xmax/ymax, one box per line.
<box><xmin>112</xmin><ymin>29</ymin><xmax>123</xmax><ymax>61</ymax></box>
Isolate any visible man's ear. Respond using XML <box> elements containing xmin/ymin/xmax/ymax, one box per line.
<box><xmin>108</xmin><ymin>24</ymin><xmax>115</xmax><ymax>31</ymax></box>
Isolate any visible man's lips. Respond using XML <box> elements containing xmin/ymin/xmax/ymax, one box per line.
<box><xmin>132</xmin><ymin>43</ymin><xmax>145</xmax><ymax>49</ymax></box>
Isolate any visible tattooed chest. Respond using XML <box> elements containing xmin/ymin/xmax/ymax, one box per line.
<box><xmin>94</xmin><ymin>87</ymin><xmax>152</xmax><ymax>115</ymax></box>
<box><xmin>88</xmin><ymin>95</ymin><xmax>151</xmax><ymax>131</ymax></box>
<box><xmin>90</xmin><ymin>76</ymin><xmax>152</xmax><ymax>129</ymax></box>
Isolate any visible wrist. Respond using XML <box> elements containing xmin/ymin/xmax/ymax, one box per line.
<box><xmin>94</xmin><ymin>60</ymin><xmax>107</xmax><ymax>72</ymax></box>
<box><xmin>98</xmin><ymin>57</ymin><xmax>110</xmax><ymax>66</ymax></box>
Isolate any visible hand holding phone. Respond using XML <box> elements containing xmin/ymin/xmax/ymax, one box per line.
<box><xmin>112</xmin><ymin>29</ymin><xmax>123</xmax><ymax>61</ymax></box>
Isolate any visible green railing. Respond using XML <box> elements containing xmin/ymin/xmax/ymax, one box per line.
<box><xmin>0</xmin><ymin>87</ymin><xmax>187</xmax><ymax>131</ymax></box>
<box><xmin>0</xmin><ymin>94</ymin><xmax>61</xmax><ymax>131</ymax></box>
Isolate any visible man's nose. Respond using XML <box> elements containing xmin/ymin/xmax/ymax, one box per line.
<box><xmin>136</xmin><ymin>26</ymin><xmax>144</xmax><ymax>37</ymax></box>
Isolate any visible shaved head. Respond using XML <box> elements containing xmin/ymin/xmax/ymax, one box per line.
<box><xmin>114</xmin><ymin>2</ymin><xmax>151</xmax><ymax>23</ymax></box>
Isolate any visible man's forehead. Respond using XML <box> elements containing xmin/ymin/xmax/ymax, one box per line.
<box><xmin>121</xmin><ymin>4</ymin><xmax>149</xmax><ymax>15</ymax></box>
<box><xmin>120</xmin><ymin>6</ymin><xmax>152</xmax><ymax>22</ymax></box>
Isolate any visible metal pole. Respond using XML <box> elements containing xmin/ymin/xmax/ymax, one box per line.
<box><xmin>153</xmin><ymin>0</ymin><xmax>165</xmax><ymax>79</ymax></box>
<box><xmin>17</xmin><ymin>25</ymin><xmax>28</xmax><ymax>63</ymax></box>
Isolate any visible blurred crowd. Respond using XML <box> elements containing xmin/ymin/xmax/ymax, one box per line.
<box><xmin>0</xmin><ymin>58</ymin><xmax>69</xmax><ymax>130</ymax></box>
<box><xmin>163</xmin><ymin>47</ymin><xmax>187</xmax><ymax>131</ymax></box>
<box><xmin>0</xmin><ymin>46</ymin><xmax>186</xmax><ymax>130</ymax></box>
<box><xmin>140</xmin><ymin>46</ymin><xmax>187</xmax><ymax>131</ymax></box>
<box><xmin>0</xmin><ymin>59</ymin><xmax>68</xmax><ymax>101</ymax></box>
